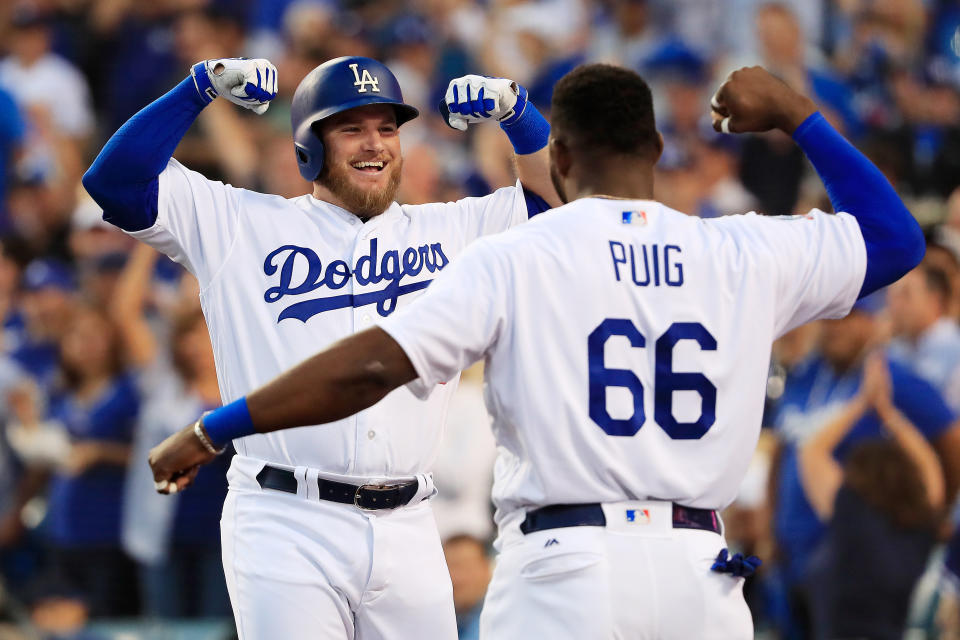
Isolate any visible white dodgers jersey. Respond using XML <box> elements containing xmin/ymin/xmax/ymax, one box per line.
<box><xmin>380</xmin><ymin>198</ymin><xmax>867</xmax><ymax>528</ymax></box>
<box><xmin>127</xmin><ymin>159</ymin><xmax>527</xmax><ymax>476</ymax></box>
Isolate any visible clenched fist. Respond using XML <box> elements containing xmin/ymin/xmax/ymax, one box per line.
<box><xmin>191</xmin><ymin>57</ymin><xmax>278</xmax><ymax>115</ymax></box>
<box><xmin>710</xmin><ymin>66</ymin><xmax>816</xmax><ymax>136</ymax></box>
<box><xmin>440</xmin><ymin>75</ymin><xmax>528</xmax><ymax>131</ymax></box>
<box><xmin>149</xmin><ymin>421</ymin><xmax>218</xmax><ymax>495</ymax></box>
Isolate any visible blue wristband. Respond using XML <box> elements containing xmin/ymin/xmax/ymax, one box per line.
<box><xmin>500</xmin><ymin>100</ymin><xmax>550</xmax><ymax>155</ymax></box>
<box><xmin>190</xmin><ymin>61</ymin><xmax>218</xmax><ymax>104</ymax></box>
<box><xmin>202</xmin><ymin>397</ymin><xmax>255</xmax><ymax>447</ymax></box>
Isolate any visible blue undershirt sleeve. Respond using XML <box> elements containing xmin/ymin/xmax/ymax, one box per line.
<box><xmin>792</xmin><ymin>112</ymin><xmax>925</xmax><ymax>297</ymax></box>
<box><xmin>523</xmin><ymin>186</ymin><xmax>551</xmax><ymax>218</ymax></box>
<box><xmin>82</xmin><ymin>76</ymin><xmax>208</xmax><ymax>232</ymax></box>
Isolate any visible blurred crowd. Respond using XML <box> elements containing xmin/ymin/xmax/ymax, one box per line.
<box><xmin>0</xmin><ymin>0</ymin><xmax>957</xmax><ymax>638</ymax></box>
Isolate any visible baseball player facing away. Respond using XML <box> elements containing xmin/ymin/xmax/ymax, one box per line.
<box><xmin>149</xmin><ymin>64</ymin><xmax>926</xmax><ymax>639</ymax></box>
<box><xmin>82</xmin><ymin>56</ymin><xmax>560</xmax><ymax>639</ymax></box>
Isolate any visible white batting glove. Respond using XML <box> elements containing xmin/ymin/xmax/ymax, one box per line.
<box><xmin>190</xmin><ymin>58</ymin><xmax>278</xmax><ymax>115</ymax></box>
<box><xmin>440</xmin><ymin>75</ymin><xmax>528</xmax><ymax>131</ymax></box>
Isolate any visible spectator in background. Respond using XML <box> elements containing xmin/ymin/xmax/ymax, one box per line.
<box><xmin>12</xmin><ymin>260</ymin><xmax>75</xmax><ymax>394</ymax></box>
<box><xmin>644</xmin><ymin>39</ymin><xmax>709</xmax><ymax>160</ymax></box>
<box><xmin>799</xmin><ymin>353</ymin><xmax>943</xmax><ymax>640</ymax></box>
<box><xmin>769</xmin><ymin>293</ymin><xmax>960</xmax><ymax>639</ymax></box>
<box><xmin>753</xmin><ymin>2</ymin><xmax>861</xmax><ymax>137</ymax></box>
<box><xmin>115</xmin><ymin>245</ymin><xmax>230</xmax><ymax>619</ymax></box>
<box><xmin>382</xmin><ymin>14</ymin><xmax>438</xmax><ymax>120</ymax></box>
<box><xmin>887</xmin><ymin>263</ymin><xmax>960</xmax><ymax>412</ymax></box>
<box><xmin>14</xmin><ymin>305</ymin><xmax>140</xmax><ymax>617</ymax></box>
<box><xmin>940</xmin><ymin>529</ymin><xmax>960</xmax><ymax>640</ymax></box>
<box><xmin>738</xmin><ymin>2</ymin><xmax>853</xmax><ymax>215</ymax></box>
<box><xmin>168</xmin><ymin>7</ymin><xmax>260</xmax><ymax>187</ymax></box>
<box><xmin>21</xmin><ymin>579</ymin><xmax>108</xmax><ymax>640</ymax></box>
<box><xmin>0</xmin><ymin>6</ymin><xmax>94</xmax><ymax>142</ymax></box>
<box><xmin>0</xmin><ymin>238</ymin><xmax>28</xmax><ymax>354</ymax></box>
<box><xmin>442</xmin><ymin>534</ymin><xmax>492</xmax><ymax>640</ymax></box>
<box><xmin>587</xmin><ymin>0</ymin><xmax>661</xmax><ymax>69</ymax></box>
<box><xmin>0</xmin><ymin>86</ymin><xmax>25</xmax><ymax>232</ymax></box>
<box><xmin>695</xmin><ymin>132</ymin><xmax>758</xmax><ymax>217</ymax></box>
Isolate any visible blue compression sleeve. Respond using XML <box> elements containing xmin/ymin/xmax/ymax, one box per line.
<box><xmin>500</xmin><ymin>101</ymin><xmax>550</xmax><ymax>155</ymax></box>
<box><xmin>792</xmin><ymin>112</ymin><xmax>924</xmax><ymax>297</ymax></box>
<box><xmin>82</xmin><ymin>76</ymin><xmax>208</xmax><ymax>232</ymax></box>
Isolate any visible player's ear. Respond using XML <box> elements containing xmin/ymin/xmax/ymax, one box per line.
<box><xmin>652</xmin><ymin>131</ymin><xmax>664</xmax><ymax>164</ymax></box>
<box><xmin>549</xmin><ymin>136</ymin><xmax>572</xmax><ymax>178</ymax></box>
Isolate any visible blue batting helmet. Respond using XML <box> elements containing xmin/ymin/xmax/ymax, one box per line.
<box><xmin>291</xmin><ymin>56</ymin><xmax>419</xmax><ymax>181</ymax></box>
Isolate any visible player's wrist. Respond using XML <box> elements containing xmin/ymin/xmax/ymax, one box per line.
<box><xmin>193</xmin><ymin>419</ymin><xmax>225</xmax><ymax>455</ymax></box>
<box><xmin>189</xmin><ymin>61</ymin><xmax>219</xmax><ymax>105</ymax></box>
<box><xmin>200</xmin><ymin>397</ymin><xmax>256</xmax><ymax>448</ymax></box>
<box><xmin>500</xmin><ymin>91</ymin><xmax>549</xmax><ymax>155</ymax></box>
<box><xmin>780</xmin><ymin>98</ymin><xmax>817</xmax><ymax>136</ymax></box>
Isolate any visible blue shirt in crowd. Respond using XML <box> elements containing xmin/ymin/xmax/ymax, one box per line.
<box><xmin>771</xmin><ymin>353</ymin><xmax>955</xmax><ymax>585</ymax></box>
<box><xmin>46</xmin><ymin>374</ymin><xmax>139</xmax><ymax>547</ymax></box>
<box><xmin>0</xmin><ymin>86</ymin><xmax>25</xmax><ymax>229</ymax></box>
<box><xmin>888</xmin><ymin>318</ymin><xmax>960</xmax><ymax>414</ymax></box>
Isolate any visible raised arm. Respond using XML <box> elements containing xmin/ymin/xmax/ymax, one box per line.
<box><xmin>109</xmin><ymin>243</ymin><xmax>160</xmax><ymax>368</ymax></box>
<box><xmin>798</xmin><ymin>394</ymin><xmax>868</xmax><ymax>521</ymax></box>
<box><xmin>441</xmin><ymin>75</ymin><xmax>561</xmax><ymax>212</ymax></box>
<box><xmin>711</xmin><ymin>66</ymin><xmax>924</xmax><ymax>297</ymax></box>
<box><xmin>82</xmin><ymin>58</ymin><xmax>278</xmax><ymax>232</ymax></box>
<box><xmin>876</xmin><ymin>394</ymin><xmax>947</xmax><ymax>513</ymax></box>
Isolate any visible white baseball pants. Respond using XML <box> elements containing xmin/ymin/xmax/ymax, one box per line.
<box><xmin>480</xmin><ymin>501</ymin><xmax>754</xmax><ymax>639</ymax></box>
<box><xmin>219</xmin><ymin>455</ymin><xmax>457</xmax><ymax>640</ymax></box>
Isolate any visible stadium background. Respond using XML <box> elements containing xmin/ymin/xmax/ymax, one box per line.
<box><xmin>0</xmin><ymin>0</ymin><xmax>959</xmax><ymax>638</ymax></box>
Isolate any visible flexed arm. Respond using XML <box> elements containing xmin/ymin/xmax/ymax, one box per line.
<box><xmin>710</xmin><ymin>66</ymin><xmax>924</xmax><ymax>297</ymax></box>
<box><xmin>82</xmin><ymin>58</ymin><xmax>278</xmax><ymax>232</ymax></box>
<box><xmin>441</xmin><ymin>75</ymin><xmax>561</xmax><ymax>212</ymax></box>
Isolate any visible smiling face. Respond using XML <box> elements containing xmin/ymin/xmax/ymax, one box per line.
<box><xmin>314</xmin><ymin>104</ymin><xmax>403</xmax><ymax>218</ymax></box>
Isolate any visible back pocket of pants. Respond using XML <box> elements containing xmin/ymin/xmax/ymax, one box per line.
<box><xmin>520</xmin><ymin>550</ymin><xmax>604</xmax><ymax>581</ymax></box>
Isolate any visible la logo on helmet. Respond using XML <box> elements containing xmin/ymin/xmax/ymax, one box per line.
<box><xmin>349</xmin><ymin>64</ymin><xmax>380</xmax><ymax>93</ymax></box>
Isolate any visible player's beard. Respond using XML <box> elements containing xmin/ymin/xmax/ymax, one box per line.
<box><xmin>318</xmin><ymin>157</ymin><xmax>403</xmax><ymax>218</ymax></box>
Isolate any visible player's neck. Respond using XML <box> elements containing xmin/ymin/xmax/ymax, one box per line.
<box><xmin>572</xmin><ymin>171</ymin><xmax>655</xmax><ymax>202</ymax></box>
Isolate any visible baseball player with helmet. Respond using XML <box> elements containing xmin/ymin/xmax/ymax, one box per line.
<box><xmin>83</xmin><ymin>55</ymin><xmax>559</xmax><ymax>639</ymax></box>
<box><xmin>149</xmin><ymin>64</ymin><xmax>925</xmax><ymax>638</ymax></box>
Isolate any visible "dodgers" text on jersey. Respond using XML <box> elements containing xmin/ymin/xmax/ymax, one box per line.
<box><xmin>263</xmin><ymin>238</ymin><xmax>450</xmax><ymax>322</ymax></box>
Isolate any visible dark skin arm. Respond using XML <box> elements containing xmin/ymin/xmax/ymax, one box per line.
<box><xmin>149</xmin><ymin>328</ymin><xmax>416</xmax><ymax>493</ymax></box>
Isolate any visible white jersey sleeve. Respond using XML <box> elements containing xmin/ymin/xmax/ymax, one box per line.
<box><xmin>126</xmin><ymin>158</ymin><xmax>240</xmax><ymax>285</ymax></box>
<box><xmin>409</xmin><ymin>180</ymin><xmax>528</xmax><ymax>243</ymax></box>
<box><xmin>378</xmin><ymin>239</ymin><xmax>507</xmax><ymax>399</ymax></box>
<box><xmin>714</xmin><ymin>208</ymin><xmax>867</xmax><ymax>337</ymax></box>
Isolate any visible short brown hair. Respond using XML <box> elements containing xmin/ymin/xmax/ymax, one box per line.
<box><xmin>844</xmin><ymin>440</ymin><xmax>939</xmax><ymax>531</ymax></box>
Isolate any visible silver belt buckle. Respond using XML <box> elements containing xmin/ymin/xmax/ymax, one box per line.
<box><xmin>354</xmin><ymin>483</ymin><xmax>392</xmax><ymax>511</ymax></box>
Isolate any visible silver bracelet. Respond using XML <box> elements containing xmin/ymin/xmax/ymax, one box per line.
<box><xmin>193</xmin><ymin>419</ymin><xmax>226</xmax><ymax>455</ymax></box>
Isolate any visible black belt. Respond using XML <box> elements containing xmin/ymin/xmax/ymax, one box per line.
<box><xmin>520</xmin><ymin>503</ymin><xmax>721</xmax><ymax>535</ymax></box>
<box><xmin>256</xmin><ymin>465</ymin><xmax>419</xmax><ymax>511</ymax></box>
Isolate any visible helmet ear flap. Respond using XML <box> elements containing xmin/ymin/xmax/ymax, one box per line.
<box><xmin>294</xmin><ymin>122</ymin><xmax>325</xmax><ymax>181</ymax></box>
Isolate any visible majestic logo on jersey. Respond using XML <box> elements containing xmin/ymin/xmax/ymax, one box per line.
<box><xmin>263</xmin><ymin>239</ymin><xmax>449</xmax><ymax>322</ymax></box>
<box><xmin>349</xmin><ymin>64</ymin><xmax>380</xmax><ymax>93</ymax></box>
